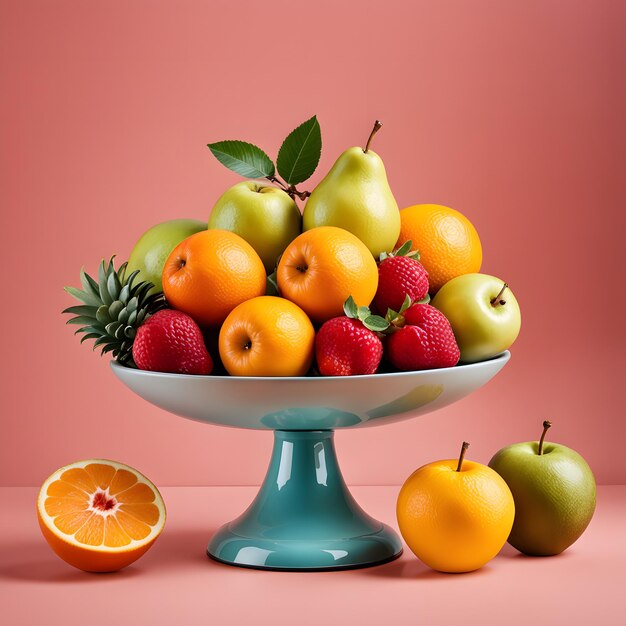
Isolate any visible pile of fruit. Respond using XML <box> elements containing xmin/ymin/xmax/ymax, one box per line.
<box><xmin>64</xmin><ymin>117</ymin><xmax>521</xmax><ymax>376</ymax></box>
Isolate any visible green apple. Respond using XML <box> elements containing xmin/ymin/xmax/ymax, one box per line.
<box><xmin>430</xmin><ymin>273</ymin><xmax>521</xmax><ymax>363</ymax></box>
<box><xmin>209</xmin><ymin>181</ymin><xmax>301</xmax><ymax>273</ymax></box>
<box><xmin>489</xmin><ymin>421</ymin><xmax>596</xmax><ymax>556</ymax></box>
<box><xmin>127</xmin><ymin>219</ymin><xmax>206</xmax><ymax>294</ymax></box>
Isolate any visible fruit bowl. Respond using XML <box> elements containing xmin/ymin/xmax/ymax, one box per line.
<box><xmin>111</xmin><ymin>351</ymin><xmax>510</xmax><ymax>571</ymax></box>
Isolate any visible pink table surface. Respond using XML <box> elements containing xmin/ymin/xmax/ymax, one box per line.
<box><xmin>1</xmin><ymin>486</ymin><xmax>624</xmax><ymax>625</ymax></box>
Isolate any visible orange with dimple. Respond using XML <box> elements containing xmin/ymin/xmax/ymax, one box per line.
<box><xmin>37</xmin><ymin>459</ymin><xmax>166</xmax><ymax>572</ymax></box>
<box><xmin>162</xmin><ymin>229</ymin><xmax>266</xmax><ymax>327</ymax></box>
<box><xmin>277</xmin><ymin>226</ymin><xmax>378</xmax><ymax>323</ymax></box>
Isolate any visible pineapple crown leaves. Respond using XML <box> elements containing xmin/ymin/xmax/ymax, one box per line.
<box><xmin>379</xmin><ymin>240</ymin><xmax>420</xmax><ymax>263</ymax></box>
<box><xmin>63</xmin><ymin>257</ymin><xmax>166</xmax><ymax>365</ymax></box>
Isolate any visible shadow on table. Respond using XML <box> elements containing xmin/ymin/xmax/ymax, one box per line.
<box><xmin>496</xmin><ymin>542</ymin><xmax>575</xmax><ymax>561</ymax></box>
<box><xmin>359</xmin><ymin>556</ymin><xmax>494</xmax><ymax>580</ymax></box>
<box><xmin>0</xmin><ymin>527</ymin><xmax>221</xmax><ymax>583</ymax></box>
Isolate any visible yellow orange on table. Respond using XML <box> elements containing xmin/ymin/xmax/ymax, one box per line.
<box><xmin>219</xmin><ymin>296</ymin><xmax>315</xmax><ymax>376</ymax></box>
<box><xmin>397</xmin><ymin>204</ymin><xmax>482</xmax><ymax>293</ymax></box>
<box><xmin>277</xmin><ymin>226</ymin><xmax>378</xmax><ymax>323</ymax></box>
<box><xmin>397</xmin><ymin>452</ymin><xmax>514</xmax><ymax>573</ymax></box>
<box><xmin>162</xmin><ymin>229</ymin><xmax>266</xmax><ymax>327</ymax></box>
<box><xmin>37</xmin><ymin>459</ymin><xmax>166</xmax><ymax>572</ymax></box>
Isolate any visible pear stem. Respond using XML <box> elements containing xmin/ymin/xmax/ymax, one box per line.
<box><xmin>456</xmin><ymin>441</ymin><xmax>470</xmax><ymax>472</ymax></box>
<box><xmin>538</xmin><ymin>420</ymin><xmax>552</xmax><ymax>455</ymax></box>
<box><xmin>364</xmin><ymin>120</ymin><xmax>383</xmax><ymax>153</ymax></box>
<box><xmin>490</xmin><ymin>282</ymin><xmax>509</xmax><ymax>307</ymax></box>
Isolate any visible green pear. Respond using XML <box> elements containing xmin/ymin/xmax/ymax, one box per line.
<box><xmin>209</xmin><ymin>181</ymin><xmax>301</xmax><ymax>273</ymax></box>
<box><xmin>489</xmin><ymin>421</ymin><xmax>596</xmax><ymax>556</ymax></box>
<box><xmin>127</xmin><ymin>218</ymin><xmax>206</xmax><ymax>294</ymax></box>
<box><xmin>303</xmin><ymin>121</ymin><xmax>400</xmax><ymax>258</ymax></box>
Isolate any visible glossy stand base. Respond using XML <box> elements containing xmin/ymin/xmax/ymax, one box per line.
<box><xmin>208</xmin><ymin>430</ymin><xmax>403</xmax><ymax>571</ymax></box>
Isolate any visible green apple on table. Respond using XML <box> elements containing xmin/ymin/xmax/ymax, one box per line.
<box><xmin>489</xmin><ymin>421</ymin><xmax>596</xmax><ymax>556</ymax></box>
<box><xmin>431</xmin><ymin>273</ymin><xmax>521</xmax><ymax>363</ymax></box>
<box><xmin>303</xmin><ymin>121</ymin><xmax>400</xmax><ymax>259</ymax></box>
<box><xmin>127</xmin><ymin>218</ymin><xmax>206</xmax><ymax>294</ymax></box>
<box><xmin>209</xmin><ymin>181</ymin><xmax>301</xmax><ymax>273</ymax></box>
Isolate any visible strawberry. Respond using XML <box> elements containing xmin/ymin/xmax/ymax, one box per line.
<box><xmin>386</xmin><ymin>303</ymin><xmax>460</xmax><ymax>371</ymax></box>
<box><xmin>315</xmin><ymin>297</ymin><xmax>387</xmax><ymax>376</ymax></box>
<box><xmin>132</xmin><ymin>309</ymin><xmax>213</xmax><ymax>375</ymax></box>
<box><xmin>375</xmin><ymin>240</ymin><xmax>429</xmax><ymax>315</ymax></box>
<box><xmin>316</xmin><ymin>317</ymin><xmax>383</xmax><ymax>376</ymax></box>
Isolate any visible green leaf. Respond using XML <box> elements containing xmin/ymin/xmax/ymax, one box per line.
<box><xmin>80</xmin><ymin>269</ymin><xmax>101</xmax><ymax>300</ymax></box>
<box><xmin>362</xmin><ymin>315</ymin><xmax>390</xmax><ymax>332</ymax></box>
<box><xmin>207</xmin><ymin>140</ymin><xmax>275</xmax><ymax>178</ymax></box>
<box><xmin>62</xmin><ymin>305</ymin><xmax>97</xmax><ymax>317</ymax></box>
<box><xmin>399</xmin><ymin>294</ymin><xmax>412</xmax><ymax>314</ymax></box>
<box><xmin>385</xmin><ymin>308</ymin><xmax>398</xmax><ymax>322</ymax></box>
<box><xmin>66</xmin><ymin>315</ymin><xmax>98</xmax><ymax>326</ymax></box>
<box><xmin>276</xmin><ymin>115</ymin><xmax>321</xmax><ymax>185</ymax></box>
<box><xmin>395</xmin><ymin>240</ymin><xmax>413</xmax><ymax>257</ymax></box>
<box><xmin>357</xmin><ymin>306</ymin><xmax>370</xmax><ymax>320</ymax></box>
<box><xmin>417</xmin><ymin>293</ymin><xmax>430</xmax><ymax>304</ymax></box>
<box><xmin>64</xmin><ymin>285</ymin><xmax>100</xmax><ymax>307</ymax></box>
<box><xmin>265</xmin><ymin>270</ymin><xmax>279</xmax><ymax>297</ymax></box>
<box><xmin>343</xmin><ymin>296</ymin><xmax>358</xmax><ymax>319</ymax></box>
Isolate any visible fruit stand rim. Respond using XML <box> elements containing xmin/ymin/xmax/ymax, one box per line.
<box><xmin>109</xmin><ymin>351</ymin><xmax>510</xmax><ymax>382</ymax></box>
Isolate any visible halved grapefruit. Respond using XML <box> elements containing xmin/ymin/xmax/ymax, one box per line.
<box><xmin>37</xmin><ymin>459</ymin><xmax>166</xmax><ymax>572</ymax></box>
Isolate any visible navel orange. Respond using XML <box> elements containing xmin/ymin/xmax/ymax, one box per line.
<box><xmin>162</xmin><ymin>229</ymin><xmax>266</xmax><ymax>327</ymax></box>
<box><xmin>37</xmin><ymin>459</ymin><xmax>166</xmax><ymax>572</ymax></box>
<box><xmin>219</xmin><ymin>296</ymin><xmax>315</xmax><ymax>376</ymax></box>
<box><xmin>277</xmin><ymin>226</ymin><xmax>378</xmax><ymax>323</ymax></box>
<box><xmin>396</xmin><ymin>204</ymin><xmax>482</xmax><ymax>293</ymax></box>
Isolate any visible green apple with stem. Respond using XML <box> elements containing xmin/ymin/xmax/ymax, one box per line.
<box><xmin>430</xmin><ymin>273</ymin><xmax>521</xmax><ymax>363</ymax></box>
<box><xmin>209</xmin><ymin>181</ymin><xmax>301</xmax><ymax>273</ymax></box>
<box><xmin>127</xmin><ymin>218</ymin><xmax>206</xmax><ymax>294</ymax></box>
<box><xmin>489</xmin><ymin>421</ymin><xmax>596</xmax><ymax>556</ymax></box>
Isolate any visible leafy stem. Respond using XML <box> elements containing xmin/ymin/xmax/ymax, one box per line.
<box><xmin>266</xmin><ymin>175</ymin><xmax>311</xmax><ymax>201</ymax></box>
<box><xmin>208</xmin><ymin>115</ymin><xmax>321</xmax><ymax>201</ymax></box>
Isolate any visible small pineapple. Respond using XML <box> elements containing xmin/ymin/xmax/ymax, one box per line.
<box><xmin>63</xmin><ymin>257</ymin><xmax>166</xmax><ymax>367</ymax></box>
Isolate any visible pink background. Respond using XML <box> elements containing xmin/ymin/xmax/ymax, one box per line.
<box><xmin>1</xmin><ymin>0</ymin><xmax>623</xmax><ymax>486</ymax></box>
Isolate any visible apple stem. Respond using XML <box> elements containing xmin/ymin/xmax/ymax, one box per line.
<box><xmin>490</xmin><ymin>283</ymin><xmax>509</xmax><ymax>307</ymax></box>
<box><xmin>266</xmin><ymin>175</ymin><xmax>311</xmax><ymax>201</ymax></box>
<box><xmin>364</xmin><ymin>120</ymin><xmax>383</xmax><ymax>153</ymax></box>
<box><xmin>456</xmin><ymin>441</ymin><xmax>470</xmax><ymax>472</ymax></box>
<box><xmin>538</xmin><ymin>420</ymin><xmax>552</xmax><ymax>455</ymax></box>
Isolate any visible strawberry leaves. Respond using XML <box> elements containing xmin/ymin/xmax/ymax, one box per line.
<box><xmin>379</xmin><ymin>239</ymin><xmax>420</xmax><ymax>262</ymax></box>
<box><xmin>343</xmin><ymin>296</ymin><xmax>390</xmax><ymax>332</ymax></box>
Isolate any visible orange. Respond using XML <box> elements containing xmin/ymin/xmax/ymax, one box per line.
<box><xmin>397</xmin><ymin>452</ymin><xmax>514</xmax><ymax>573</ymax></box>
<box><xmin>162</xmin><ymin>229</ymin><xmax>266</xmax><ymax>327</ymax></box>
<box><xmin>397</xmin><ymin>204</ymin><xmax>482</xmax><ymax>293</ymax></box>
<box><xmin>37</xmin><ymin>459</ymin><xmax>166</xmax><ymax>572</ymax></box>
<box><xmin>277</xmin><ymin>226</ymin><xmax>378</xmax><ymax>323</ymax></box>
<box><xmin>219</xmin><ymin>296</ymin><xmax>314</xmax><ymax>376</ymax></box>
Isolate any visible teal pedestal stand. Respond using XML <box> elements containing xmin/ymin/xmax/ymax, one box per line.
<box><xmin>208</xmin><ymin>430</ymin><xmax>403</xmax><ymax>571</ymax></box>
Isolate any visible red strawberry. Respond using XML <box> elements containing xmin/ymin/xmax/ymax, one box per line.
<box><xmin>316</xmin><ymin>317</ymin><xmax>383</xmax><ymax>376</ymax></box>
<box><xmin>133</xmin><ymin>309</ymin><xmax>213</xmax><ymax>375</ymax></box>
<box><xmin>375</xmin><ymin>241</ymin><xmax>429</xmax><ymax>314</ymax></box>
<box><xmin>386</xmin><ymin>304</ymin><xmax>460</xmax><ymax>371</ymax></box>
